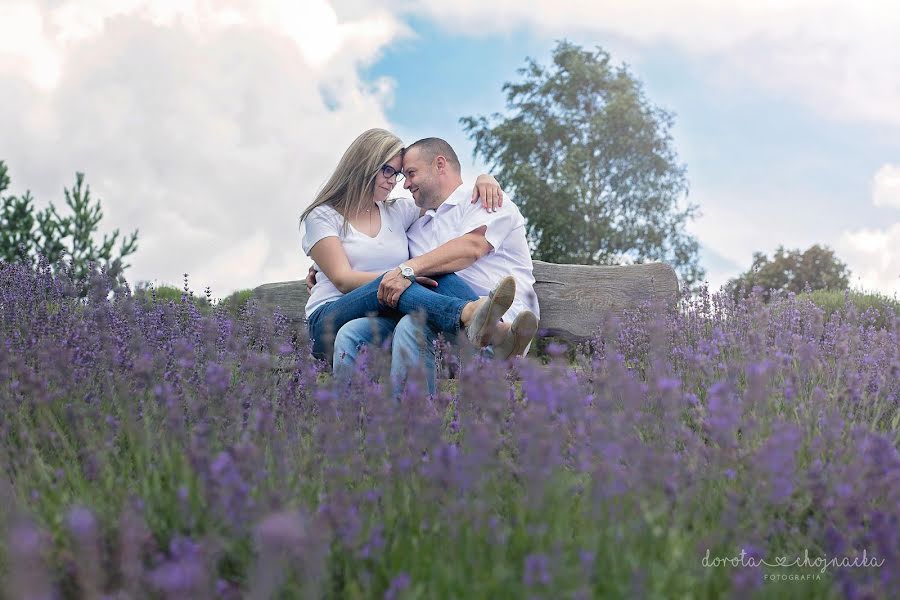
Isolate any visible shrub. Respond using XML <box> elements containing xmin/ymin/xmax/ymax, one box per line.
<box><xmin>801</xmin><ymin>288</ymin><xmax>900</xmax><ymax>329</ymax></box>
<box><xmin>133</xmin><ymin>278</ymin><xmax>254</xmax><ymax>319</ymax></box>
<box><xmin>219</xmin><ymin>288</ymin><xmax>254</xmax><ymax>318</ymax></box>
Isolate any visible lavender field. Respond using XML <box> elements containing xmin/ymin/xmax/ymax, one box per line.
<box><xmin>1</xmin><ymin>260</ymin><xmax>898</xmax><ymax>599</ymax></box>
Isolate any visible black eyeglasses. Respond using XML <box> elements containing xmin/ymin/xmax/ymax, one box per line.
<box><xmin>380</xmin><ymin>164</ymin><xmax>404</xmax><ymax>181</ymax></box>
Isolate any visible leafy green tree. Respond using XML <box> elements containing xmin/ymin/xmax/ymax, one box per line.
<box><xmin>461</xmin><ymin>40</ymin><xmax>704</xmax><ymax>287</ymax></box>
<box><xmin>0</xmin><ymin>160</ymin><xmax>138</xmax><ymax>285</ymax></box>
<box><xmin>726</xmin><ymin>244</ymin><xmax>851</xmax><ymax>301</ymax></box>
<box><xmin>0</xmin><ymin>162</ymin><xmax>40</xmax><ymax>264</ymax></box>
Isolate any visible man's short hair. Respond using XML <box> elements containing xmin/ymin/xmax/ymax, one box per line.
<box><xmin>405</xmin><ymin>137</ymin><xmax>461</xmax><ymax>172</ymax></box>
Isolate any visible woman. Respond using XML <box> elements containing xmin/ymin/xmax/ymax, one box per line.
<box><xmin>299</xmin><ymin>128</ymin><xmax>515</xmax><ymax>363</ymax></box>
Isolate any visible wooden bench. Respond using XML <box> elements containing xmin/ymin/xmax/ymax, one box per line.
<box><xmin>252</xmin><ymin>261</ymin><xmax>680</xmax><ymax>344</ymax></box>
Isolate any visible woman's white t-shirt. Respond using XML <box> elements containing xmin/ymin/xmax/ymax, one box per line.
<box><xmin>300</xmin><ymin>199</ymin><xmax>422</xmax><ymax>318</ymax></box>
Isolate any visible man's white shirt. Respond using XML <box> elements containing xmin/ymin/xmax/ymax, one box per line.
<box><xmin>406</xmin><ymin>183</ymin><xmax>539</xmax><ymax>322</ymax></box>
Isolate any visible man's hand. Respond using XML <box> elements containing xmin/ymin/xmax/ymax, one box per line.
<box><xmin>378</xmin><ymin>268</ymin><xmax>412</xmax><ymax>308</ymax></box>
<box><xmin>305</xmin><ymin>266</ymin><xmax>317</xmax><ymax>294</ymax></box>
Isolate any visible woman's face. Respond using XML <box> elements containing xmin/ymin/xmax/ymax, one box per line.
<box><xmin>373</xmin><ymin>153</ymin><xmax>403</xmax><ymax>203</ymax></box>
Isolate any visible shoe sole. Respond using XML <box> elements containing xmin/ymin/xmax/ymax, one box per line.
<box><xmin>469</xmin><ymin>276</ymin><xmax>516</xmax><ymax>346</ymax></box>
<box><xmin>508</xmin><ymin>311</ymin><xmax>539</xmax><ymax>356</ymax></box>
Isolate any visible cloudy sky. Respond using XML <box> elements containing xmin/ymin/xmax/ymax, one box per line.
<box><xmin>1</xmin><ymin>0</ymin><xmax>898</xmax><ymax>298</ymax></box>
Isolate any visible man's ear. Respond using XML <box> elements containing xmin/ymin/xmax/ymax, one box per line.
<box><xmin>435</xmin><ymin>155</ymin><xmax>446</xmax><ymax>172</ymax></box>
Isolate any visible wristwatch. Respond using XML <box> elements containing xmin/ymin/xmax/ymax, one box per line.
<box><xmin>398</xmin><ymin>264</ymin><xmax>416</xmax><ymax>283</ymax></box>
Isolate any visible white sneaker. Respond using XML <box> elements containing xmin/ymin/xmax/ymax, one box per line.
<box><xmin>493</xmin><ymin>310</ymin><xmax>539</xmax><ymax>359</ymax></box>
<box><xmin>465</xmin><ymin>276</ymin><xmax>516</xmax><ymax>347</ymax></box>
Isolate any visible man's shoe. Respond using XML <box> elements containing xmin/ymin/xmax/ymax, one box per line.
<box><xmin>465</xmin><ymin>276</ymin><xmax>516</xmax><ymax>347</ymax></box>
<box><xmin>494</xmin><ymin>310</ymin><xmax>539</xmax><ymax>359</ymax></box>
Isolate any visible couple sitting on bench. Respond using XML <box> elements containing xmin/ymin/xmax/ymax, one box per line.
<box><xmin>301</xmin><ymin>129</ymin><xmax>539</xmax><ymax>395</ymax></box>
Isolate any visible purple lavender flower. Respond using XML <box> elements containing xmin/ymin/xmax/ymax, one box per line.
<box><xmin>2</xmin><ymin>256</ymin><xmax>898</xmax><ymax>598</ymax></box>
<box><xmin>148</xmin><ymin>543</ymin><xmax>208</xmax><ymax>598</ymax></box>
<box><xmin>67</xmin><ymin>505</ymin><xmax>103</xmax><ymax>597</ymax></box>
<box><xmin>754</xmin><ymin>421</ymin><xmax>802</xmax><ymax>503</ymax></box>
<box><xmin>4</xmin><ymin>519</ymin><xmax>55</xmax><ymax>600</ymax></box>
<box><xmin>384</xmin><ymin>572</ymin><xmax>411</xmax><ymax>600</ymax></box>
<box><xmin>523</xmin><ymin>553</ymin><xmax>551</xmax><ymax>587</ymax></box>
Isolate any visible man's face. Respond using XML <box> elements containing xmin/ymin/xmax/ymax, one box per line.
<box><xmin>402</xmin><ymin>148</ymin><xmax>440</xmax><ymax>209</ymax></box>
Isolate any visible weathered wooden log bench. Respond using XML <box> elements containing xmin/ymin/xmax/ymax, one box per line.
<box><xmin>253</xmin><ymin>261</ymin><xmax>680</xmax><ymax>345</ymax></box>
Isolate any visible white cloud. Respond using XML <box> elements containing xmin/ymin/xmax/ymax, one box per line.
<box><xmin>685</xmin><ymin>186</ymin><xmax>832</xmax><ymax>291</ymax></box>
<box><xmin>3</xmin><ymin>1</ymin><xmax>898</xmax><ymax>298</ymax></box>
<box><xmin>831</xmin><ymin>168</ymin><xmax>900</xmax><ymax>296</ymax></box>
<box><xmin>837</xmin><ymin>224</ymin><xmax>900</xmax><ymax>296</ymax></box>
<box><xmin>0</xmin><ymin>1</ymin><xmax>61</xmax><ymax>89</ymax></box>
<box><xmin>389</xmin><ymin>0</ymin><xmax>900</xmax><ymax>295</ymax></box>
<box><xmin>0</xmin><ymin>0</ymin><xmax>409</xmax><ymax>296</ymax></box>
<box><xmin>683</xmin><ymin>182</ymin><xmax>900</xmax><ymax>297</ymax></box>
<box><xmin>873</xmin><ymin>164</ymin><xmax>900</xmax><ymax>210</ymax></box>
<box><xmin>403</xmin><ymin>0</ymin><xmax>900</xmax><ymax>129</ymax></box>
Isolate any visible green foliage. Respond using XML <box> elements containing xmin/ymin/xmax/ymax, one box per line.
<box><xmin>726</xmin><ymin>244</ymin><xmax>851</xmax><ymax>301</ymax></box>
<box><xmin>0</xmin><ymin>160</ymin><xmax>138</xmax><ymax>285</ymax></box>
<box><xmin>133</xmin><ymin>283</ymin><xmax>211</xmax><ymax>314</ymax></box>
<box><xmin>802</xmin><ymin>288</ymin><xmax>900</xmax><ymax>329</ymax></box>
<box><xmin>220</xmin><ymin>288</ymin><xmax>254</xmax><ymax>317</ymax></box>
<box><xmin>461</xmin><ymin>40</ymin><xmax>704</xmax><ymax>287</ymax></box>
<box><xmin>143</xmin><ymin>284</ymin><xmax>195</xmax><ymax>304</ymax></box>
<box><xmin>133</xmin><ymin>282</ymin><xmax>254</xmax><ymax>318</ymax></box>
<box><xmin>0</xmin><ymin>162</ymin><xmax>40</xmax><ymax>264</ymax></box>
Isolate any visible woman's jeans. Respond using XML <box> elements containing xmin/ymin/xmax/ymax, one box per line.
<box><xmin>307</xmin><ymin>272</ymin><xmax>479</xmax><ymax>361</ymax></box>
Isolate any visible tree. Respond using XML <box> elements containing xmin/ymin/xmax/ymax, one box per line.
<box><xmin>725</xmin><ymin>244</ymin><xmax>851</xmax><ymax>301</ymax></box>
<box><xmin>1</xmin><ymin>162</ymin><xmax>44</xmax><ymax>265</ymax></box>
<box><xmin>461</xmin><ymin>40</ymin><xmax>704</xmax><ymax>287</ymax></box>
<box><xmin>0</xmin><ymin>160</ymin><xmax>138</xmax><ymax>285</ymax></box>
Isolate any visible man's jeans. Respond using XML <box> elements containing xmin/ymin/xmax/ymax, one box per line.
<box><xmin>326</xmin><ymin>273</ymin><xmax>479</xmax><ymax>394</ymax></box>
<box><xmin>307</xmin><ymin>273</ymin><xmax>477</xmax><ymax>361</ymax></box>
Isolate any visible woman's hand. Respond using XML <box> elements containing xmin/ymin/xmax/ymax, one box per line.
<box><xmin>471</xmin><ymin>174</ymin><xmax>504</xmax><ymax>212</ymax></box>
<box><xmin>305</xmin><ymin>266</ymin><xmax>317</xmax><ymax>294</ymax></box>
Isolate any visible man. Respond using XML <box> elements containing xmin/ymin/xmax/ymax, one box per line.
<box><xmin>318</xmin><ymin>137</ymin><xmax>539</xmax><ymax>394</ymax></box>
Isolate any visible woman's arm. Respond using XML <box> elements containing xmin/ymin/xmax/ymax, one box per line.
<box><xmin>309</xmin><ymin>237</ymin><xmax>383</xmax><ymax>294</ymax></box>
<box><xmin>471</xmin><ymin>174</ymin><xmax>504</xmax><ymax>211</ymax></box>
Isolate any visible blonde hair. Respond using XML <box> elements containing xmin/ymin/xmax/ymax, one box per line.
<box><xmin>299</xmin><ymin>128</ymin><xmax>404</xmax><ymax>232</ymax></box>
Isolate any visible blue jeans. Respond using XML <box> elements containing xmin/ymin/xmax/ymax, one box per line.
<box><xmin>332</xmin><ymin>315</ymin><xmax>399</xmax><ymax>379</ymax></box>
<box><xmin>308</xmin><ymin>272</ymin><xmax>479</xmax><ymax>360</ymax></box>
<box><xmin>327</xmin><ymin>273</ymin><xmax>480</xmax><ymax>394</ymax></box>
<box><xmin>333</xmin><ymin>315</ymin><xmax>440</xmax><ymax>395</ymax></box>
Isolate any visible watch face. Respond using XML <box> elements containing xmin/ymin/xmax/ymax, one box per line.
<box><xmin>401</xmin><ymin>267</ymin><xmax>414</xmax><ymax>276</ymax></box>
